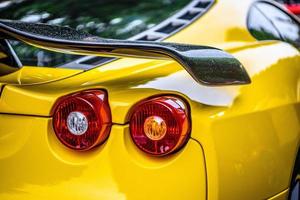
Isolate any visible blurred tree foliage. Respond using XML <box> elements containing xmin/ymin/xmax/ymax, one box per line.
<box><xmin>0</xmin><ymin>0</ymin><xmax>190</xmax><ymax>67</ymax></box>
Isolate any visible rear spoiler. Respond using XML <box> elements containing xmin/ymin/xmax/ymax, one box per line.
<box><xmin>0</xmin><ymin>19</ymin><xmax>251</xmax><ymax>86</ymax></box>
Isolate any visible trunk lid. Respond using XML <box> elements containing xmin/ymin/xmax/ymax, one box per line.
<box><xmin>0</xmin><ymin>66</ymin><xmax>82</xmax><ymax>85</ymax></box>
<box><xmin>0</xmin><ymin>38</ymin><xmax>82</xmax><ymax>86</ymax></box>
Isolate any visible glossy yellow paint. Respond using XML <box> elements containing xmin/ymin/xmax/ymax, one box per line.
<box><xmin>0</xmin><ymin>66</ymin><xmax>82</xmax><ymax>84</ymax></box>
<box><xmin>0</xmin><ymin>0</ymin><xmax>299</xmax><ymax>200</ymax></box>
<box><xmin>0</xmin><ymin>116</ymin><xmax>206</xmax><ymax>200</ymax></box>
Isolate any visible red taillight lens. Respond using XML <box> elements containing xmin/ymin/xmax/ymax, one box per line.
<box><xmin>129</xmin><ymin>96</ymin><xmax>190</xmax><ymax>156</ymax></box>
<box><xmin>52</xmin><ymin>90</ymin><xmax>111</xmax><ymax>151</ymax></box>
<box><xmin>285</xmin><ymin>4</ymin><xmax>300</xmax><ymax>15</ymax></box>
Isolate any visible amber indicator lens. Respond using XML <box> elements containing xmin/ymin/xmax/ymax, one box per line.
<box><xmin>130</xmin><ymin>96</ymin><xmax>190</xmax><ymax>156</ymax></box>
<box><xmin>52</xmin><ymin>90</ymin><xmax>111</xmax><ymax>151</ymax></box>
<box><xmin>144</xmin><ymin>116</ymin><xmax>167</xmax><ymax>141</ymax></box>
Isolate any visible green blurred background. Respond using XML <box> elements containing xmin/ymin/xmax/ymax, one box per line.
<box><xmin>0</xmin><ymin>0</ymin><xmax>190</xmax><ymax>66</ymax></box>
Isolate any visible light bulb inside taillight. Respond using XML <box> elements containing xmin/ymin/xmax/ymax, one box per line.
<box><xmin>67</xmin><ymin>111</ymin><xmax>89</xmax><ymax>135</ymax></box>
<box><xmin>52</xmin><ymin>90</ymin><xmax>111</xmax><ymax>151</ymax></box>
<box><xmin>129</xmin><ymin>96</ymin><xmax>190</xmax><ymax>156</ymax></box>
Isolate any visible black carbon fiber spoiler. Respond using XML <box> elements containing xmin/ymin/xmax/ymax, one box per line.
<box><xmin>0</xmin><ymin>19</ymin><xmax>251</xmax><ymax>86</ymax></box>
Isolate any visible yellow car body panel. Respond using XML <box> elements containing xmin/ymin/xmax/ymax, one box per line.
<box><xmin>0</xmin><ymin>116</ymin><xmax>206</xmax><ymax>200</ymax></box>
<box><xmin>0</xmin><ymin>66</ymin><xmax>82</xmax><ymax>85</ymax></box>
<box><xmin>0</xmin><ymin>0</ymin><xmax>299</xmax><ymax>200</ymax></box>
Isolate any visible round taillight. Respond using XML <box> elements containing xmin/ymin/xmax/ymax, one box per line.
<box><xmin>129</xmin><ymin>96</ymin><xmax>190</xmax><ymax>156</ymax></box>
<box><xmin>52</xmin><ymin>90</ymin><xmax>111</xmax><ymax>151</ymax></box>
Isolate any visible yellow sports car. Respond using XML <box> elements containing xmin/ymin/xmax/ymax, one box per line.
<box><xmin>0</xmin><ymin>0</ymin><xmax>300</xmax><ymax>199</ymax></box>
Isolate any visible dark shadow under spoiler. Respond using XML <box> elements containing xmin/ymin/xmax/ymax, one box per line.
<box><xmin>0</xmin><ymin>19</ymin><xmax>251</xmax><ymax>86</ymax></box>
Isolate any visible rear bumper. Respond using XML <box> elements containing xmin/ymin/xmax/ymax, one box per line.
<box><xmin>0</xmin><ymin>114</ymin><xmax>206</xmax><ymax>200</ymax></box>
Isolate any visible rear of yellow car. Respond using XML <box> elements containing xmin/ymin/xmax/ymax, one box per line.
<box><xmin>1</xmin><ymin>0</ymin><xmax>300</xmax><ymax>200</ymax></box>
<box><xmin>0</xmin><ymin>103</ymin><xmax>206</xmax><ymax>200</ymax></box>
<box><xmin>0</xmin><ymin>65</ymin><xmax>207</xmax><ymax>200</ymax></box>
